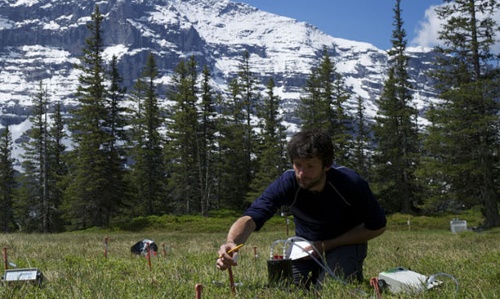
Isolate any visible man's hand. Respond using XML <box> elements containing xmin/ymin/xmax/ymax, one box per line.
<box><xmin>302</xmin><ymin>241</ymin><xmax>326</xmax><ymax>259</ymax></box>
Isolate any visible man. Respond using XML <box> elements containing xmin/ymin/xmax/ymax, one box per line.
<box><xmin>216</xmin><ymin>129</ymin><xmax>386</xmax><ymax>288</ymax></box>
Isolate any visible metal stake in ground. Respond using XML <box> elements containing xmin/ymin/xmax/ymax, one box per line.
<box><xmin>195</xmin><ymin>283</ymin><xmax>203</xmax><ymax>299</ymax></box>
<box><xmin>228</xmin><ymin>267</ymin><xmax>236</xmax><ymax>295</ymax></box>
<box><xmin>219</xmin><ymin>244</ymin><xmax>244</xmax><ymax>296</ymax></box>
<box><xmin>3</xmin><ymin>247</ymin><xmax>8</xmax><ymax>270</ymax></box>
<box><xmin>146</xmin><ymin>243</ymin><xmax>152</xmax><ymax>270</ymax></box>
<box><xmin>104</xmin><ymin>237</ymin><xmax>109</xmax><ymax>259</ymax></box>
<box><xmin>162</xmin><ymin>242</ymin><xmax>167</xmax><ymax>257</ymax></box>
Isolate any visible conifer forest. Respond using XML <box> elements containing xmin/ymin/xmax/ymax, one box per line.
<box><xmin>0</xmin><ymin>0</ymin><xmax>498</xmax><ymax>233</ymax></box>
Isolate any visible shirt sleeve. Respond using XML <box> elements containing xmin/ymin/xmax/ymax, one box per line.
<box><xmin>355</xmin><ymin>177</ymin><xmax>387</xmax><ymax>230</ymax></box>
<box><xmin>243</xmin><ymin>170</ymin><xmax>296</xmax><ymax>231</ymax></box>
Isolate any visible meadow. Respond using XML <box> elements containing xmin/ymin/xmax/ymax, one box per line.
<box><xmin>0</xmin><ymin>212</ymin><xmax>499</xmax><ymax>299</ymax></box>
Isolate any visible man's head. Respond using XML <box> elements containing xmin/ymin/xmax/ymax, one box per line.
<box><xmin>287</xmin><ymin>129</ymin><xmax>334</xmax><ymax>191</ymax></box>
<box><xmin>286</xmin><ymin>129</ymin><xmax>334</xmax><ymax>167</ymax></box>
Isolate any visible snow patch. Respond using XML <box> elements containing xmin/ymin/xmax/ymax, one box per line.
<box><xmin>103</xmin><ymin>44</ymin><xmax>130</xmax><ymax>62</ymax></box>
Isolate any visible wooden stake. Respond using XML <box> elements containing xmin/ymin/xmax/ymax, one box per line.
<box><xmin>162</xmin><ymin>242</ymin><xmax>167</xmax><ymax>257</ymax></box>
<box><xmin>228</xmin><ymin>267</ymin><xmax>236</xmax><ymax>296</ymax></box>
<box><xmin>3</xmin><ymin>247</ymin><xmax>8</xmax><ymax>270</ymax></box>
<box><xmin>195</xmin><ymin>283</ymin><xmax>203</xmax><ymax>299</ymax></box>
<box><xmin>146</xmin><ymin>242</ymin><xmax>152</xmax><ymax>270</ymax></box>
<box><xmin>104</xmin><ymin>237</ymin><xmax>109</xmax><ymax>258</ymax></box>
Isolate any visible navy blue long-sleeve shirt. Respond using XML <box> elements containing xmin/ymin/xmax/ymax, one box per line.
<box><xmin>243</xmin><ymin>166</ymin><xmax>387</xmax><ymax>241</ymax></box>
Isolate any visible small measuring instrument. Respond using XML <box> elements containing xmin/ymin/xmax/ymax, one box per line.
<box><xmin>2</xmin><ymin>268</ymin><xmax>43</xmax><ymax>286</ymax></box>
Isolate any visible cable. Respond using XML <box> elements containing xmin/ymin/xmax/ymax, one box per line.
<box><xmin>285</xmin><ymin>236</ymin><xmax>347</xmax><ymax>285</ymax></box>
<box><xmin>286</xmin><ymin>237</ymin><xmax>370</xmax><ymax>297</ymax></box>
<box><xmin>426</xmin><ymin>272</ymin><xmax>460</xmax><ymax>294</ymax></box>
<box><xmin>283</xmin><ymin>237</ymin><xmax>460</xmax><ymax>296</ymax></box>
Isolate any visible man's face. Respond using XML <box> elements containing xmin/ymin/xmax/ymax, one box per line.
<box><xmin>292</xmin><ymin>157</ymin><xmax>328</xmax><ymax>192</ymax></box>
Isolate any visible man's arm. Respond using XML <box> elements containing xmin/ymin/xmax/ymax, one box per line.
<box><xmin>313</xmin><ymin>223</ymin><xmax>386</xmax><ymax>254</ymax></box>
<box><xmin>216</xmin><ymin>216</ymin><xmax>256</xmax><ymax>270</ymax></box>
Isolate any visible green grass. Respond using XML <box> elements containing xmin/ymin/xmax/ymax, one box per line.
<box><xmin>0</xmin><ymin>213</ymin><xmax>499</xmax><ymax>298</ymax></box>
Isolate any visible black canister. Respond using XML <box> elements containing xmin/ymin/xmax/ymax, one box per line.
<box><xmin>267</xmin><ymin>258</ymin><xmax>293</xmax><ymax>287</ymax></box>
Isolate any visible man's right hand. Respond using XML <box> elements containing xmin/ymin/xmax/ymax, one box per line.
<box><xmin>216</xmin><ymin>242</ymin><xmax>239</xmax><ymax>271</ymax></box>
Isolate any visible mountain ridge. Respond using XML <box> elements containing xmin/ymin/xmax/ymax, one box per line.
<box><xmin>0</xmin><ymin>0</ymin><xmax>439</xmax><ymax>162</ymax></box>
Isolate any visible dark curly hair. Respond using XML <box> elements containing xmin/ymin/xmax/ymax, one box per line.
<box><xmin>286</xmin><ymin>129</ymin><xmax>334</xmax><ymax>167</ymax></box>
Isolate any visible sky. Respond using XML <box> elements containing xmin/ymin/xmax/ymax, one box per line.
<box><xmin>235</xmin><ymin>0</ymin><xmax>447</xmax><ymax>50</ymax></box>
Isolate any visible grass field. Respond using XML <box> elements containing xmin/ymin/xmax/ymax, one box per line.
<box><xmin>0</xmin><ymin>213</ymin><xmax>499</xmax><ymax>298</ymax></box>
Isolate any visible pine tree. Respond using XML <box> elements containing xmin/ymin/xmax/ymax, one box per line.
<box><xmin>64</xmin><ymin>5</ymin><xmax>114</xmax><ymax>228</ymax></box>
<box><xmin>0</xmin><ymin>126</ymin><xmax>16</xmax><ymax>232</ymax></box>
<box><xmin>217</xmin><ymin>78</ymin><xmax>249</xmax><ymax>209</ymax></box>
<box><xmin>128</xmin><ymin>52</ymin><xmax>166</xmax><ymax>216</ymax></box>
<box><xmin>17</xmin><ymin>83</ymin><xmax>67</xmax><ymax>232</ymax></box>
<box><xmin>330</xmin><ymin>61</ymin><xmax>354</xmax><ymax>167</ymax></box>
<box><xmin>165</xmin><ymin>56</ymin><xmax>200</xmax><ymax>214</ymax></box>
<box><xmin>425</xmin><ymin>0</ymin><xmax>500</xmax><ymax>227</ymax></box>
<box><xmin>102</xmin><ymin>55</ymin><xmax>128</xmax><ymax>221</ymax></box>
<box><xmin>246</xmin><ymin>78</ymin><xmax>288</xmax><ymax>202</ymax></box>
<box><xmin>19</xmin><ymin>82</ymin><xmax>51</xmax><ymax>232</ymax></box>
<box><xmin>416</xmin><ymin>103</ymin><xmax>450</xmax><ymax>212</ymax></box>
<box><xmin>198</xmin><ymin>65</ymin><xmax>217</xmax><ymax>216</ymax></box>
<box><xmin>352</xmin><ymin>96</ymin><xmax>372</xmax><ymax>179</ymax></box>
<box><xmin>210</xmin><ymin>92</ymin><xmax>229</xmax><ymax>210</ymax></box>
<box><xmin>216</xmin><ymin>52</ymin><xmax>260</xmax><ymax>210</ymax></box>
<box><xmin>47</xmin><ymin>101</ymin><xmax>66</xmax><ymax>232</ymax></box>
<box><xmin>299</xmin><ymin>50</ymin><xmax>332</xmax><ymax>132</ymax></box>
<box><xmin>106</xmin><ymin>55</ymin><xmax>128</xmax><ymax>153</ymax></box>
<box><xmin>372</xmin><ymin>0</ymin><xmax>420</xmax><ymax>214</ymax></box>
<box><xmin>299</xmin><ymin>47</ymin><xmax>352</xmax><ymax>166</ymax></box>
<box><xmin>237</xmin><ymin>51</ymin><xmax>259</xmax><ymax>186</ymax></box>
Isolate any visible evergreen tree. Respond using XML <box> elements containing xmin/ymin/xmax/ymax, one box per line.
<box><xmin>217</xmin><ymin>78</ymin><xmax>249</xmax><ymax>209</ymax></box>
<box><xmin>102</xmin><ymin>55</ymin><xmax>128</xmax><ymax>220</ymax></box>
<box><xmin>299</xmin><ymin>47</ymin><xmax>352</xmax><ymax>166</ymax></box>
<box><xmin>330</xmin><ymin>60</ymin><xmax>354</xmax><ymax>166</ymax></box>
<box><xmin>299</xmin><ymin>51</ymin><xmax>332</xmax><ymax>132</ymax></box>
<box><xmin>198</xmin><ymin>65</ymin><xmax>217</xmax><ymax>216</ymax></box>
<box><xmin>0</xmin><ymin>126</ymin><xmax>16</xmax><ymax>232</ymax></box>
<box><xmin>246</xmin><ymin>78</ymin><xmax>288</xmax><ymax>202</ymax></box>
<box><xmin>19</xmin><ymin>82</ymin><xmax>51</xmax><ymax>232</ymax></box>
<box><xmin>47</xmin><ymin>101</ymin><xmax>67</xmax><ymax>232</ymax></box>
<box><xmin>128</xmin><ymin>52</ymin><xmax>166</xmax><ymax>216</ymax></box>
<box><xmin>18</xmin><ymin>83</ymin><xmax>66</xmax><ymax>232</ymax></box>
<box><xmin>416</xmin><ymin>103</ymin><xmax>450</xmax><ymax>212</ymax></box>
<box><xmin>425</xmin><ymin>0</ymin><xmax>500</xmax><ymax>227</ymax></box>
<box><xmin>211</xmin><ymin>92</ymin><xmax>228</xmax><ymax>210</ymax></box>
<box><xmin>352</xmin><ymin>96</ymin><xmax>372</xmax><ymax>179</ymax></box>
<box><xmin>64</xmin><ymin>5</ymin><xmax>114</xmax><ymax>228</ymax></box>
<box><xmin>216</xmin><ymin>52</ymin><xmax>260</xmax><ymax>210</ymax></box>
<box><xmin>238</xmin><ymin>51</ymin><xmax>260</xmax><ymax>184</ymax></box>
<box><xmin>372</xmin><ymin>0</ymin><xmax>420</xmax><ymax>214</ymax></box>
<box><xmin>165</xmin><ymin>56</ymin><xmax>200</xmax><ymax>214</ymax></box>
<box><xmin>106</xmin><ymin>55</ymin><xmax>128</xmax><ymax>153</ymax></box>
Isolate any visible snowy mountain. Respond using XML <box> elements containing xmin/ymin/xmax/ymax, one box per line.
<box><xmin>0</xmin><ymin>0</ymin><xmax>439</xmax><ymax>163</ymax></box>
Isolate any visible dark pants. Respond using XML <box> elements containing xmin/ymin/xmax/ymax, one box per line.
<box><xmin>291</xmin><ymin>243</ymin><xmax>367</xmax><ymax>289</ymax></box>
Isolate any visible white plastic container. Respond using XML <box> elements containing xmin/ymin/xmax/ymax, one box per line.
<box><xmin>450</xmin><ymin>219</ymin><xmax>467</xmax><ymax>233</ymax></box>
<box><xmin>378</xmin><ymin>267</ymin><xmax>428</xmax><ymax>294</ymax></box>
<box><xmin>378</xmin><ymin>267</ymin><xmax>441</xmax><ymax>294</ymax></box>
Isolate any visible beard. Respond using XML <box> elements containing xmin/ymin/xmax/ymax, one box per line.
<box><xmin>296</xmin><ymin>171</ymin><xmax>326</xmax><ymax>191</ymax></box>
